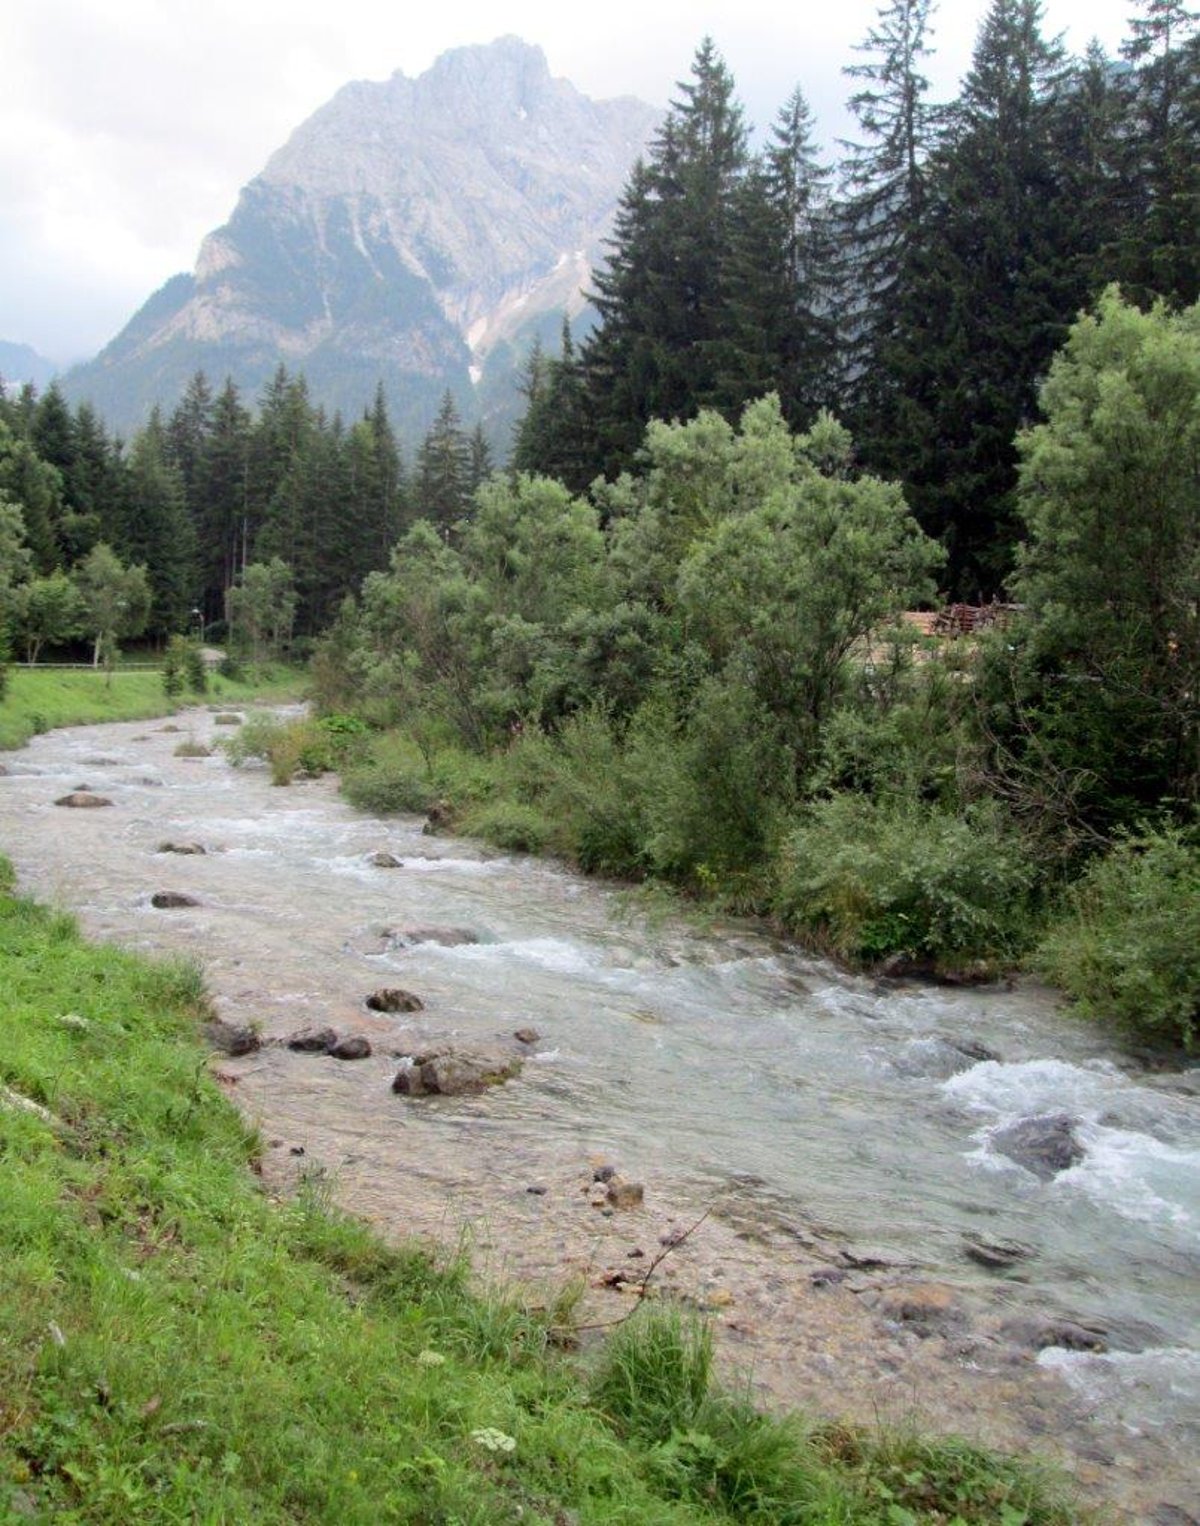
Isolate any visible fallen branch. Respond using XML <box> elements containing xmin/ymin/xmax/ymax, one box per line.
<box><xmin>561</xmin><ymin>1207</ymin><xmax>713</xmax><ymax>1336</ymax></box>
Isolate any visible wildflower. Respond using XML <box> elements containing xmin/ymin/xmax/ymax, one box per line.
<box><xmin>416</xmin><ymin>1349</ymin><xmax>446</xmax><ymax>1368</ymax></box>
<box><xmin>470</xmin><ymin>1427</ymin><xmax>516</xmax><ymax>1454</ymax></box>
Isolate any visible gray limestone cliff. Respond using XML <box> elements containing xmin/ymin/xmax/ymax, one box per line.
<box><xmin>64</xmin><ymin>37</ymin><xmax>658</xmax><ymax>444</ymax></box>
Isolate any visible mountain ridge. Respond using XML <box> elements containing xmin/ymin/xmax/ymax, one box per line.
<box><xmin>62</xmin><ymin>38</ymin><xmax>659</xmax><ymax>446</ymax></box>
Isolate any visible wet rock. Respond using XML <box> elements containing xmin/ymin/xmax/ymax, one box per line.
<box><xmin>592</xmin><ymin>1164</ymin><xmax>617</xmax><ymax>1183</ymax></box>
<box><xmin>366</xmin><ymin>987</ymin><xmax>425</xmax><ymax>1013</ymax></box>
<box><xmin>962</xmin><ymin>1231</ymin><xmax>1036</xmax><ymax>1270</ymax></box>
<box><xmin>151</xmin><ymin>891</ymin><xmax>200</xmax><ymax>909</ymax></box>
<box><xmin>1000</xmin><ymin>1315</ymin><xmax>1108</xmax><ymax>1353</ymax></box>
<box><xmin>286</xmin><ymin>1026</ymin><xmax>339</xmax><ymax>1053</ymax></box>
<box><xmin>55</xmin><ymin>791</ymin><xmax>113</xmax><ymax>808</ymax></box>
<box><xmin>213</xmin><ymin>713</ymin><xmax>242</xmax><ymax>726</ymax></box>
<box><xmin>874</xmin><ymin>1282</ymin><xmax>967</xmax><ymax>1337</ymax></box>
<box><xmin>422</xmin><ymin>799</ymin><xmax>452</xmax><ymax>835</ymax></box>
<box><xmin>606</xmin><ymin>1177</ymin><xmax>645</xmax><ymax>1210</ymax></box>
<box><xmin>954</xmin><ymin>1038</ymin><xmax>1001</xmax><ymax>1063</ymax></box>
<box><xmin>513</xmin><ymin>1026</ymin><xmax>541</xmax><ymax>1045</ymax></box>
<box><xmin>1151</xmin><ymin>1506</ymin><xmax>1199</xmax><ymax>1526</ymax></box>
<box><xmin>525</xmin><ymin>1184</ymin><xmax>547</xmax><ymax>1196</ymax></box>
<box><xmin>368</xmin><ymin>851</ymin><xmax>403</xmax><ymax>868</ymax></box>
<box><xmin>204</xmin><ymin>1020</ymin><xmax>260</xmax><ymax>1057</ymax></box>
<box><xmin>810</xmin><ymin>1266</ymin><xmax>849</xmax><ymax>1288</ymax></box>
<box><xmin>990</xmin><ymin>1112</ymin><xmax>1085</xmax><ymax>1179</ymax></box>
<box><xmin>329</xmin><ymin>1034</ymin><xmax>372</xmax><ymax>1060</ymax></box>
<box><xmin>839</xmin><ymin>1245</ymin><xmax>912</xmax><ymax>1271</ymax></box>
<box><xmin>158</xmin><ymin>841</ymin><xmax>206</xmax><ymax>855</ymax></box>
<box><xmin>394</xmin><ymin>926</ymin><xmax>479</xmax><ymax>948</ymax></box>
<box><xmin>158</xmin><ymin>724</ymin><xmax>182</xmax><ymax>733</ymax></box>
<box><xmin>344</xmin><ymin>931</ymin><xmax>392</xmax><ymax>957</ymax></box>
<box><xmin>392</xmin><ymin>1047</ymin><xmax>522</xmax><ymax>1097</ymax></box>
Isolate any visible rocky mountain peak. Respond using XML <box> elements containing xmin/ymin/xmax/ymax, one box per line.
<box><xmin>64</xmin><ymin>38</ymin><xmax>660</xmax><ymax>445</ymax></box>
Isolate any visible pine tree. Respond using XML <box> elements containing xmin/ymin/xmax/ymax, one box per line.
<box><xmin>122</xmin><ymin>409</ymin><xmax>196</xmax><ymax>635</ymax></box>
<box><xmin>196</xmin><ymin>379</ymin><xmax>252</xmax><ymax>626</ymax></box>
<box><xmin>837</xmin><ymin>0</ymin><xmax>940</xmax><ymax>424</ymax></box>
<box><xmin>726</xmin><ymin>88</ymin><xmax>840</xmax><ymax>425</ymax></box>
<box><xmin>414</xmin><ymin>391</ymin><xmax>472</xmax><ymax>536</ymax></box>
<box><xmin>867</xmin><ymin>0</ymin><xmax>1075</xmax><ymax>594</ymax></box>
<box><xmin>581</xmin><ymin>40</ymin><xmax>750</xmax><ymax>476</ymax></box>
<box><xmin>1117</xmin><ymin>1</ymin><xmax>1200</xmax><ymax>303</ymax></box>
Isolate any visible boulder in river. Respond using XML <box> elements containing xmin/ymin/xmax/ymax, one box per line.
<box><xmin>55</xmin><ymin>792</ymin><xmax>113</xmax><ymax>808</ymax></box>
<box><xmin>606</xmin><ymin>1177</ymin><xmax>645</xmax><ymax>1210</ymax></box>
<box><xmin>394</xmin><ymin>926</ymin><xmax>479</xmax><ymax>948</ymax></box>
<box><xmin>392</xmin><ymin>1047</ymin><xmax>522</xmax><ymax>1097</ymax></box>
<box><xmin>990</xmin><ymin>1112</ymin><xmax>1084</xmax><ymax>1179</ymax></box>
<box><xmin>368</xmin><ymin>851</ymin><xmax>403</xmax><ymax>868</ymax></box>
<box><xmin>286</xmin><ymin>1026</ymin><xmax>339</xmax><ymax>1053</ymax></box>
<box><xmin>158</xmin><ymin>841</ymin><xmax>206</xmax><ymax>855</ymax></box>
<box><xmin>366</xmin><ymin>988</ymin><xmax>425</xmax><ymax>1013</ymax></box>
<box><xmin>151</xmin><ymin>891</ymin><xmax>200</xmax><ymax>909</ymax></box>
<box><xmin>205</xmin><ymin>1020</ymin><xmax>260</xmax><ymax>1057</ymax></box>
<box><xmin>513</xmin><ymin>1027</ymin><xmax>540</xmax><ymax>1045</ymax></box>
<box><xmin>874</xmin><ymin>1282</ymin><xmax>968</xmax><ymax>1338</ymax></box>
<box><xmin>962</xmin><ymin>1231</ymin><xmax>1035</xmax><ymax>1270</ymax></box>
<box><xmin>330</xmin><ymin>1034</ymin><xmax>372</xmax><ymax>1060</ymax></box>
<box><xmin>1000</xmin><ymin>1315</ymin><xmax>1108</xmax><ymax>1353</ymax></box>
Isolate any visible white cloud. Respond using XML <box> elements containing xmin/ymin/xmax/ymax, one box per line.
<box><xmin>0</xmin><ymin>0</ymin><xmax>1136</xmax><ymax>360</ymax></box>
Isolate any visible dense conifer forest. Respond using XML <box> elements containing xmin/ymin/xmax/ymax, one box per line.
<box><xmin>2</xmin><ymin>0</ymin><xmax>1197</xmax><ymax>1047</ymax></box>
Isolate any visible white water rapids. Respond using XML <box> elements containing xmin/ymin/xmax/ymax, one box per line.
<box><xmin>2</xmin><ymin>707</ymin><xmax>1197</xmax><ymax>1521</ymax></box>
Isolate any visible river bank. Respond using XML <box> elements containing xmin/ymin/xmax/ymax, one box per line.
<box><xmin>2</xmin><ymin>708</ymin><xmax>1197</xmax><ymax>1522</ymax></box>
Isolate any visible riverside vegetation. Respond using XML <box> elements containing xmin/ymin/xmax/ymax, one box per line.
<box><xmin>0</xmin><ymin>857</ymin><xmax>1085</xmax><ymax>1523</ymax></box>
<box><xmin>277</xmin><ymin>291</ymin><xmax>1197</xmax><ymax>1054</ymax></box>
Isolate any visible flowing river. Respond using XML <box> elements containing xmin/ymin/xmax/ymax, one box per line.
<box><xmin>2</xmin><ymin>707</ymin><xmax>1197</xmax><ymax>1522</ymax></box>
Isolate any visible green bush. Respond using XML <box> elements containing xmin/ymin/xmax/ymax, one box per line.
<box><xmin>1037</xmin><ymin>827</ymin><xmax>1199</xmax><ymax>1049</ymax></box>
<box><xmin>460</xmin><ymin>800</ymin><xmax>552</xmax><ymax>854</ymax></box>
<box><xmin>222</xmin><ymin>714</ymin><xmax>336</xmax><ymax>785</ymax></box>
<box><xmin>341</xmin><ymin>762</ymin><xmax>437</xmax><ymax>815</ymax></box>
<box><xmin>774</xmin><ymin>794</ymin><xmax>1037</xmax><ymax>968</ymax></box>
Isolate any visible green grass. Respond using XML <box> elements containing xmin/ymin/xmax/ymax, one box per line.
<box><xmin>0</xmin><ymin>858</ymin><xmax>1088</xmax><ymax>1523</ymax></box>
<box><xmin>0</xmin><ymin>666</ymin><xmax>307</xmax><ymax>750</ymax></box>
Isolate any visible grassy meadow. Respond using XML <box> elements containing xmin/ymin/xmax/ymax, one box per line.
<box><xmin>0</xmin><ymin>855</ymin><xmax>1085</xmax><ymax>1523</ymax></box>
<box><xmin>0</xmin><ymin>665</ymin><xmax>307</xmax><ymax>751</ymax></box>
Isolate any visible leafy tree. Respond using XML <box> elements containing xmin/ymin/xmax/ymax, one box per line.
<box><xmin>226</xmin><ymin>557</ymin><xmax>297</xmax><ymax>665</ymax></box>
<box><xmin>72</xmin><ymin>542</ymin><xmax>151</xmax><ymax>678</ymax></box>
<box><xmin>1001</xmin><ymin>287</ymin><xmax>1200</xmax><ymax>825</ymax></box>
<box><xmin>676</xmin><ymin>401</ymin><xmax>942</xmax><ymax>770</ymax></box>
<box><xmin>11</xmin><ymin>572</ymin><xmax>83</xmax><ymax>663</ymax></box>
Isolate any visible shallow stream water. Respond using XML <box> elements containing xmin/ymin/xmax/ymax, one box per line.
<box><xmin>2</xmin><ymin>709</ymin><xmax>1197</xmax><ymax>1521</ymax></box>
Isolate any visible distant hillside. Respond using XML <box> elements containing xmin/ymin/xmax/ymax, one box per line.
<box><xmin>0</xmin><ymin>341</ymin><xmax>58</xmax><ymax>391</ymax></box>
<box><xmin>62</xmin><ymin>38</ymin><xmax>659</xmax><ymax>448</ymax></box>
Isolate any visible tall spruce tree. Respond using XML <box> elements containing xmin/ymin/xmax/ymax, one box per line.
<box><xmin>837</xmin><ymin>0</ymin><xmax>940</xmax><ymax>426</ymax></box>
<box><xmin>726</xmin><ymin>88</ymin><xmax>840</xmax><ymax>425</ymax></box>
<box><xmin>414</xmin><ymin>391</ymin><xmax>472</xmax><ymax>536</ymax></box>
<box><xmin>122</xmin><ymin>409</ymin><xmax>196</xmax><ymax>635</ymax></box>
<box><xmin>581</xmin><ymin>40</ymin><xmax>750</xmax><ymax>476</ymax></box>
<box><xmin>869</xmin><ymin>0</ymin><xmax>1074</xmax><ymax>595</ymax></box>
<box><xmin>1117</xmin><ymin>1</ymin><xmax>1200</xmax><ymax>304</ymax></box>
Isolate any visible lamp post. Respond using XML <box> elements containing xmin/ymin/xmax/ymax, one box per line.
<box><xmin>191</xmin><ymin>606</ymin><xmax>204</xmax><ymax>645</ymax></box>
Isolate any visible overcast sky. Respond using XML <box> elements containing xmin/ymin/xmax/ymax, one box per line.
<box><xmin>1</xmin><ymin>0</ymin><xmax>1135</xmax><ymax>363</ymax></box>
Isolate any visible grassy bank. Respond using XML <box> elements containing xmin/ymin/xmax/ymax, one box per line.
<box><xmin>0</xmin><ymin>858</ymin><xmax>1083</xmax><ymax>1523</ymax></box>
<box><xmin>0</xmin><ymin>665</ymin><xmax>307</xmax><ymax>751</ymax></box>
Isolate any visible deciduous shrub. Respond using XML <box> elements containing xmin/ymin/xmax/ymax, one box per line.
<box><xmin>1037</xmin><ymin>827</ymin><xmax>1199</xmax><ymax>1049</ymax></box>
<box><xmin>773</xmin><ymin>795</ymin><xmax>1037</xmax><ymax>968</ymax></box>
